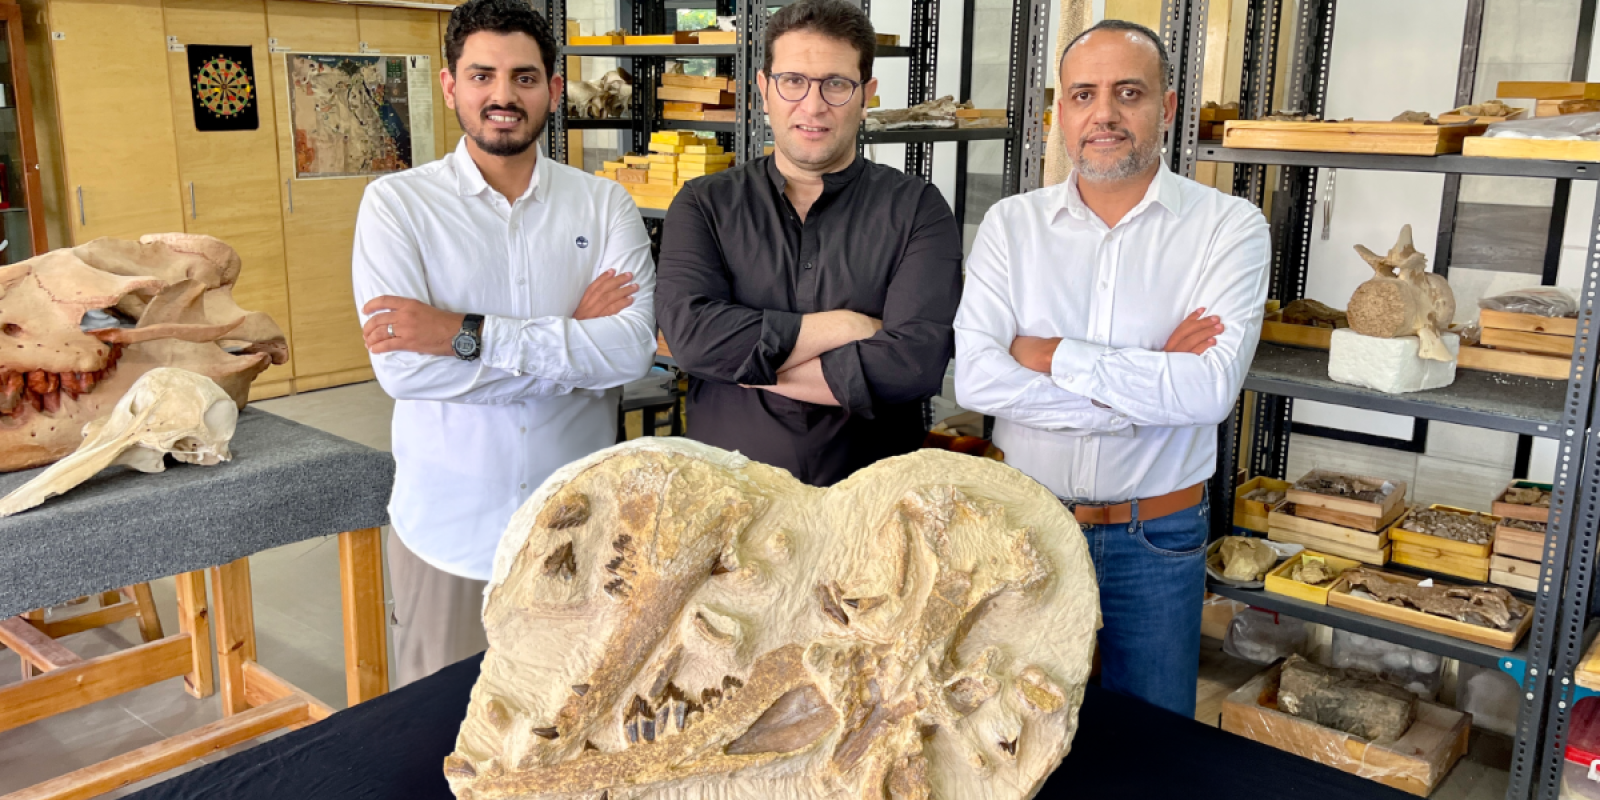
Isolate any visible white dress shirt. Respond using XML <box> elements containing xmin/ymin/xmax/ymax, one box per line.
<box><xmin>954</xmin><ymin>164</ymin><xmax>1270</xmax><ymax>504</ymax></box>
<box><xmin>353</xmin><ymin>137</ymin><xmax>657</xmax><ymax>579</ymax></box>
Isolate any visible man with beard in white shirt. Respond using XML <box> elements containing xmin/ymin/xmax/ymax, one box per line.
<box><xmin>953</xmin><ymin>19</ymin><xmax>1269</xmax><ymax>716</ymax></box>
<box><xmin>353</xmin><ymin>0</ymin><xmax>656</xmax><ymax>685</ymax></box>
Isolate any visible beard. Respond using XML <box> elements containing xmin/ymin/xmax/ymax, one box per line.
<box><xmin>463</xmin><ymin>103</ymin><xmax>546</xmax><ymax>157</ymax></box>
<box><xmin>1073</xmin><ymin>122</ymin><xmax>1166</xmax><ymax>183</ymax></box>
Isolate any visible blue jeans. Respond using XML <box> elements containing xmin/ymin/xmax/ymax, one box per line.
<box><xmin>1080</xmin><ymin>498</ymin><xmax>1208</xmax><ymax>717</ymax></box>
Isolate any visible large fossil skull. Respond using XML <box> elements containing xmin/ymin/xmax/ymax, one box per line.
<box><xmin>0</xmin><ymin>368</ymin><xmax>237</xmax><ymax>516</ymax></box>
<box><xmin>447</xmin><ymin>438</ymin><xmax>1099</xmax><ymax>800</ymax></box>
<box><xmin>0</xmin><ymin>234</ymin><xmax>286</xmax><ymax>471</ymax></box>
<box><xmin>1349</xmin><ymin>225</ymin><xmax>1457</xmax><ymax>361</ymax></box>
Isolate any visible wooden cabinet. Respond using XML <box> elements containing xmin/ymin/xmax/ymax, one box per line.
<box><xmin>439</xmin><ymin>14</ymin><xmax>463</xmax><ymax>152</ymax></box>
<box><xmin>356</xmin><ymin>6</ymin><xmax>446</xmax><ymax>162</ymax></box>
<box><xmin>163</xmin><ymin>0</ymin><xmax>294</xmax><ymax>393</ymax></box>
<box><xmin>47</xmin><ymin>0</ymin><xmax>184</xmax><ymax>241</ymax></box>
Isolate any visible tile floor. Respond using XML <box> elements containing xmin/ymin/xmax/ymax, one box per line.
<box><xmin>0</xmin><ymin>381</ymin><xmax>1512</xmax><ymax>798</ymax></box>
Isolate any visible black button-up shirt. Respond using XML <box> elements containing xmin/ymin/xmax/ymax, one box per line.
<box><xmin>657</xmin><ymin>155</ymin><xmax>963</xmax><ymax>487</ymax></box>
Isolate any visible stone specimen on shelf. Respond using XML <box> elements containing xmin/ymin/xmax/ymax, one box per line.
<box><xmin>1219</xmin><ymin>536</ymin><xmax>1277</xmax><ymax>582</ymax></box>
<box><xmin>1263</xmin><ymin>110</ymin><xmax>1321</xmax><ymax>121</ymax></box>
<box><xmin>1399</xmin><ymin>508</ymin><xmax>1494</xmax><ymax>545</ymax></box>
<box><xmin>1343</xmin><ymin>569</ymin><xmax>1526</xmax><ymax>631</ymax></box>
<box><xmin>1279</xmin><ymin>298</ymin><xmax>1348</xmax><ymax>328</ymax></box>
<box><xmin>1293</xmin><ymin>473</ymin><xmax>1393</xmax><ymax>505</ymax></box>
<box><xmin>1503</xmin><ymin>487</ymin><xmax>1551</xmax><ymax>508</ymax></box>
<box><xmin>1290</xmin><ymin>556</ymin><xmax>1337</xmax><ymax>586</ymax></box>
<box><xmin>567</xmin><ymin>68</ymin><xmax>633</xmax><ymax>120</ymax></box>
<box><xmin>1445</xmin><ymin>99</ymin><xmax>1519</xmax><ymax>118</ymax></box>
<box><xmin>1277</xmin><ymin>655</ymin><xmax>1418</xmax><ymax>744</ymax></box>
<box><xmin>1243</xmin><ymin>487</ymin><xmax>1286</xmax><ymax>505</ymax></box>
<box><xmin>446</xmin><ymin>438</ymin><xmax>1099</xmax><ymax>800</ymax></box>
<box><xmin>1501</xmin><ymin>518</ymin><xmax>1547</xmax><ymax>533</ymax></box>
<box><xmin>1348</xmin><ymin>225</ymin><xmax>1458</xmax><ymax>362</ymax></box>
<box><xmin>864</xmin><ymin>95</ymin><xmax>964</xmax><ymax>132</ymax></box>
<box><xmin>0</xmin><ymin>234</ymin><xmax>286</xmax><ymax>472</ymax></box>
<box><xmin>0</xmin><ymin>368</ymin><xmax>236</xmax><ymax>516</ymax></box>
<box><xmin>1391</xmin><ymin>110</ymin><xmax>1438</xmax><ymax>124</ymax></box>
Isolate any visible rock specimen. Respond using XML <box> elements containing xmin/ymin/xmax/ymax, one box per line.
<box><xmin>1503</xmin><ymin>487</ymin><xmax>1551</xmax><ymax>508</ymax></box>
<box><xmin>567</xmin><ymin>68</ymin><xmax>633</xmax><ymax>120</ymax></box>
<box><xmin>1278</xmin><ymin>655</ymin><xmax>1418</xmax><ymax>743</ymax></box>
<box><xmin>0</xmin><ymin>234</ymin><xmax>286</xmax><ymax>472</ymax></box>
<box><xmin>1348</xmin><ymin>225</ymin><xmax>1457</xmax><ymax>362</ymax></box>
<box><xmin>1290</xmin><ymin>556</ymin><xmax>1337</xmax><ymax>586</ymax></box>
<box><xmin>1279</xmin><ymin>299</ymin><xmax>1348</xmax><ymax>329</ymax></box>
<box><xmin>1391</xmin><ymin>110</ymin><xmax>1438</xmax><ymax>124</ymax></box>
<box><xmin>1344</xmin><ymin>569</ymin><xmax>1525</xmax><ymax>630</ymax></box>
<box><xmin>1399</xmin><ymin>508</ymin><xmax>1495</xmax><ymax>545</ymax></box>
<box><xmin>1501</xmin><ymin>518</ymin><xmax>1547</xmax><ymax>533</ymax></box>
<box><xmin>1243</xmin><ymin>487</ymin><xmax>1286</xmax><ymax>506</ymax></box>
<box><xmin>0</xmin><ymin>368</ymin><xmax>236</xmax><ymax>516</ymax></box>
<box><xmin>1293</xmin><ymin>473</ymin><xmax>1393</xmax><ymax>505</ymax></box>
<box><xmin>447</xmin><ymin>438</ymin><xmax>1100</xmax><ymax>800</ymax></box>
<box><xmin>1219</xmin><ymin>537</ymin><xmax>1277</xmax><ymax>582</ymax></box>
<box><xmin>1445</xmin><ymin>99</ymin><xmax>1519</xmax><ymax>118</ymax></box>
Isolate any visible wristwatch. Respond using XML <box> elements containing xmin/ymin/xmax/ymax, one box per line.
<box><xmin>452</xmin><ymin>314</ymin><xmax>484</xmax><ymax>361</ymax></box>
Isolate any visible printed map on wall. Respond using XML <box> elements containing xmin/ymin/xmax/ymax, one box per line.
<box><xmin>287</xmin><ymin>53</ymin><xmax>436</xmax><ymax>178</ymax></box>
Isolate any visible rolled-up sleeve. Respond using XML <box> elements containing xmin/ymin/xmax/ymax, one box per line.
<box><xmin>818</xmin><ymin>185</ymin><xmax>963</xmax><ymax>417</ymax></box>
<box><xmin>657</xmin><ymin>183</ymin><xmax>801</xmax><ymax>385</ymax></box>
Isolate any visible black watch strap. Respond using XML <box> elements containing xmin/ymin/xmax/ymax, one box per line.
<box><xmin>462</xmin><ymin>313</ymin><xmax>484</xmax><ymax>336</ymax></box>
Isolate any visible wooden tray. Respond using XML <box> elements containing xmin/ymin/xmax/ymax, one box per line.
<box><xmin>1391</xmin><ymin>542</ymin><xmax>1489</xmax><ymax>582</ymax></box>
<box><xmin>1297</xmin><ymin>498</ymin><xmax>1409</xmax><ymax>533</ymax></box>
<box><xmin>1536</xmin><ymin>98</ymin><xmax>1600</xmax><ymax>117</ymax></box>
<box><xmin>1222</xmin><ymin>120</ymin><xmax>1488</xmax><ymax>155</ymax></box>
<box><xmin>1288</xmin><ymin>470</ymin><xmax>1408</xmax><ymax>521</ymax></box>
<box><xmin>1479</xmin><ymin>327</ymin><xmax>1574</xmax><ymax>356</ymax></box>
<box><xmin>1235</xmin><ymin>476</ymin><xmax>1291</xmax><ymax>533</ymax></box>
<box><xmin>1271</xmin><ymin>502</ymin><xmax>1392</xmax><ymax>549</ymax></box>
<box><xmin>1490</xmin><ymin>569</ymin><xmax>1539</xmax><ymax>593</ymax></box>
<box><xmin>1498</xmin><ymin>80</ymin><xmax>1600</xmax><ymax>100</ymax></box>
<box><xmin>1262</xmin><ymin>312</ymin><xmax>1336</xmax><ymax>349</ymax></box>
<box><xmin>624</xmin><ymin>32</ymin><xmax>697</xmax><ymax>44</ymax></box>
<box><xmin>1328</xmin><ymin>570</ymin><xmax>1532</xmax><ymax>650</ymax></box>
<box><xmin>662</xmin><ymin>74</ymin><xmax>734</xmax><ymax>91</ymax></box>
<box><xmin>1457</xmin><ymin>344</ymin><xmax>1571</xmax><ymax>380</ymax></box>
<box><xmin>1493</xmin><ymin>480</ymin><xmax>1553</xmax><ymax>524</ymax></box>
<box><xmin>1490</xmin><ymin>554</ymin><xmax>1539</xmax><ymax>581</ymax></box>
<box><xmin>1264</xmin><ymin>551</ymin><xmax>1362</xmax><ymax>605</ymax></box>
<box><xmin>1437</xmin><ymin>109</ymin><xmax>1525</xmax><ymax>124</ymax></box>
<box><xmin>1494</xmin><ymin>525</ymin><xmax>1547</xmax><ymax>561</ymax></box>
<box><xmin>1387</xmin><ymin>505</ymin><xmax>1498</xmax><ymax>559</ymax></box>
<box><xmin>1462</xmin><ymin>137</ymin><xmax>1600</xmax><ymax>162</ymax></box>
<box><xmin>1222</xmin><ymin>665</ymin><xmax>1470</xmax><ymax>797</ymax></box>
<box><xmin>569</xmin><ymin>34</ymin><xmax>625</xmax><ymax>45</ymax></box>
<box><xmin>1480</xmin><ymin>309</ymin><xmax>1579</xmax><ymax>337</ymax></box>
<box><xmin>1200</xmin><ymin>106</ymin><xmax>1240</xmax><ymax>123</ymax></box>
<box><xmin>693</xmin><ymin>30</ymin><xmax>738</xmax><ymax>44</ymax></box>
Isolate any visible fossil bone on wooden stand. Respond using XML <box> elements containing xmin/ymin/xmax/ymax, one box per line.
<box><xmin>1347</xmin><ymin>225</ymin><xmax>1458</xmax><ymax>362</ymax></box>
<box><xmin>447</xmin><ymin>438</ymin><xmax>1101</xmax><ymax>800</ymax></box>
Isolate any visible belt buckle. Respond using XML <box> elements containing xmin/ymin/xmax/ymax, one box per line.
<box><xmin>1064</xmin><ymin>498</ymin><xmax>1112</xmax><ymax>526</ymax></box>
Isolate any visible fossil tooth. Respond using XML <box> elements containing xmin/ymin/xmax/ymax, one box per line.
<box><xmin>633</xmin><ymin>695</ymin><xmax>655</xmax><ymax>742</ymax></box>
<box><xmin>536</xmin><ymin>490</ymin><xmax>590</xmax><ymax>529</ymax></box>
<box><xmin>25</xmin><ymin>370</ymin><xmax>52</xmax><ymax>395</ymax></box>
<box><xmin>605</xmin><ymin>555</ymin><xmax>625</xmax><ymax>573</ymax></box>
<box><xmin>998</xmin><ymin>737</ymin><xmax>1018</xmax><ymax>756</ymax></box>
<box><xmin>0</xmin><ymin>371</ymin><xmax>20</xmax><ymax>413</ymax></box>
<box><xmin>603</xmin><ymin>578</ymin><xmax>628</xmax><ymax>598</ymax></box>
<box><xmin>722</xmin><ymin>675</ymin><xmax>743</xmax><ymax>691</ymax></box>
<box><xmin>443</xmin><ymin>754</ymin><xmax>477</xmax><ymax>779</ymax></box>
<box><xmin>701</xmin><ymin>686</ymin><xmax>722</xmax><ymax>710</ymax></box>
<box><xmin>531</xmin><ymin>726</ymin><xmax>559</xmax><ymax>740</ymax></box>
<box><xmin>613</xmin><ymin>534</ymin><xmax>633</xmax><ymax>553</ymax></box>
<box><xmin>543</xmin><ymin>541</ymin><xmax>576</xmax><ymax>580</ymax></box>
<box><xmin>572</xmin><ymin>683</ymin><xmax>590</xmax><ymax>697</ymax></box>
<box><xmin>485</xmin><ymin>699</ymin><xmax>512</xmax><ymax>730</ymax></box>
<box><xmin>23</xmin><ymin>390</ymin><xmax>40</xmax><ymax>412</ymax></box>
<box><xmin>725</xmin><ymin>683</ymin><xmax>839</xmax><ymax>755</ymax></box>
<box><xmin>711</xmin><ymin>556</ymin><xmax>733</xmax><ymax>576</ymax></box>
<box><xmin>39</xmin><ymin>389</ymin><xmax>59</xmax><ymax>414</ymax></box>
<box><xmin>817</xmin><ymin>582</ymin><xmax>850</xmax><ymax>626</ymax></box>
<box><xmin>844</xmin><ymin>595</ymin><xmax>887</xmax><ymax>613</ymax></box>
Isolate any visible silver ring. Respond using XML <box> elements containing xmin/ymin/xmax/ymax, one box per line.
<box><xmin>387</xmin><ymin>323</ymin><xmax>395</xmax><ymax>338</ymax></box>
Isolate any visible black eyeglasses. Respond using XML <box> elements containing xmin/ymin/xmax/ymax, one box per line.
<box><xmin>767</xmin><ymin>72</ymin><xmax>863</xmax><ymax>106</ymax></box>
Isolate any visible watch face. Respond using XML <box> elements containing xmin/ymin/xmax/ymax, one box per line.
<box><xmin>453</xmin><ymin>332</ymin><xmax>479</xmax><ymax>359</ymax></box>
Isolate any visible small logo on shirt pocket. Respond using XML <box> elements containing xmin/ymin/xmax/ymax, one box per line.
<box><xmin>575</xmin><ymin>236</ymin><xmax>590</xmax><ymax>249</ymax></box>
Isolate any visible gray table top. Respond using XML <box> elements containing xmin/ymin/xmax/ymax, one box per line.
<box><xmin>0</xmin><ymin>408</ymin><xmax>394</xmax><ymax>619</ymax></box>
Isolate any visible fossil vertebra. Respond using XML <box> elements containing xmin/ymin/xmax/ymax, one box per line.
<box><xmin>447</xmin><ymin>438</ymin><xmax>1100</xmax><ymax>800</ymax></box>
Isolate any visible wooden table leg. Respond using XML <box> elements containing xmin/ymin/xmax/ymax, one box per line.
<box><xmin>129</xmin><ymin>583</ymin><xmax>164</xmax><ymax>643</ymax></box>
<box><xmin>209</xmin><ymin>559</ymin><xmax>255</xmax><ymax>716</ymax></box>
<box><xmin>338</xmin><ymin>528</ymin><xmax>389</xmax><ymax>705</ymax></box>
<box><xmin>174</xmin><ymin>570</ymin><xmax>214</xmax><ymax>699</ymax></box>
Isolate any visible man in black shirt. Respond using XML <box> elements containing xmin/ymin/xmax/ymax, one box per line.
<box><xmin>656</xmin><ymin>0</ymin><xmax>962</xmax><ymax>486</ymax></box>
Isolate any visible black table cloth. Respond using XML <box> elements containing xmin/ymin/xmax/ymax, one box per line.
<box><xmin>127</xmin><ymin>652</ymin><xmax>1413</xmax><ymax>800</ymax></box>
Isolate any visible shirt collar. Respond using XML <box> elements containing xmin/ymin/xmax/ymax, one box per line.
<box><xmin>1057</xmin><ymin>160</ymin><xmax>1183</xmax><ymax>226</ymax></box>
<box><xmin>451</xmin><ymin>135</ymin><xmax>546</xmax><ymax>204</ymax></box>
<box><xmin>763</xmin><ymin>153</ymin><xmax>866</xmax><ymax>198</ymax></box>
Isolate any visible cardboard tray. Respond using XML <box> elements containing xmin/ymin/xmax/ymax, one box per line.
<box><xmin>1462</xmin><ymin>137</ymin><xmax>1600</xmax><ymax>162</ymax></box>
<box><xmin>1493</xmin><ymin>480</ymin><xmax>1554</xmax><ymax>524</ymax></box>
<box><xmin>1327</xmin><ymin>570</ymin><xmax>1532</xmax><ymax>650</ymax></box>
<box><xmin>1288</xmin><ymin>470</ymin><xmax>1408</xmax><ymax>522</ymax></box>
<box><xmin>1235</xmin><ymin>476</ymin><xmax>1291</xmax><ymax>533</ymax></box>
<box><xmin>1264</xmin><ymin>551</ymin><xmax>1363</xmax><ymax>605</ymax></box>
<box><xmin>1221</xmin><ymin>664</ymin><xmax>1470</xmax><ymax>797</ymax></box>
<box><xmin>1222</xmin><ymin>120</ymin><xmax>1488</xmax><ymax>155</ymax></box>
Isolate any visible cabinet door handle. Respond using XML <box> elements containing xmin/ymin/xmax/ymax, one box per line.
<box><xmin>190</xmin><ymin>182</ymin><xmax>197</xmax><ymax>219</ymax></box>
<box><xmin>286</xmin><ymin>179</ymin><xmax>293</xmax><ymax>213</ymax></box>
<box><xmin>76</xmin><ymin>185</ymin><xmax>84</xmax><ymax>226</ymax></box>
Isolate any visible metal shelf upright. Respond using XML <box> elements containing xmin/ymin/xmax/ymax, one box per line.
<box><xmin>1172</xmin><ymin>1</ymin><xmax>1600</xmax><ymax>798</ymax></box>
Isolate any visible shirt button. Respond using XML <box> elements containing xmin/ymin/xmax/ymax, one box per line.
<box><xmin>518</xmin><ymin>278</ymin><xmax>526</xmax><ymax>286</ymax></box>
<box><xmin>520</xmin><ymin>483</ymin><xmax>528</xmax><ymax>490</ymax></box>
<box><xmin>803</xmin><ymin>261</ymin><xmax>814</xmax><ymax>270</ymax></box>
<box><xmin>520</xmin><ymin>427</ymin><xmax>527</xmax><ymax>434</ymax></box>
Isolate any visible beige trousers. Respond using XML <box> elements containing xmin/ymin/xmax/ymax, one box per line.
<box><xmin>386</xmin><ymin>528</ymin><xmax>489</xmax><ymax>687</ymax></box>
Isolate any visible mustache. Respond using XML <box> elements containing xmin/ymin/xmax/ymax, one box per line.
<box><xmin>481</xmin><ymin>104</ymin><xmax>527</xmax><ymax>119</ymax></box>
<box><xmin>1079</xmin><ymin>125</ymin><xmax>1134</xmax><ymax>147</ymax></box>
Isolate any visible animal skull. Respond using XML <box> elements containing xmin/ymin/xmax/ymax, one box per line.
<box><xmin>0</xmin><ymin>234</ymin><xmax>286</xmax><ymax>471</ymax></box>
<box><xmin>567</xmin><ymin>68</ymin><xmax>633</xmax><ymax>120</ymax></box>
<box><xmin>0</xmin><ymin>368</ymin><xmax>237</xmax><ymax>517</ymax></box>
<box><xmin>447</xmin><ymin>438</ymin><xmax>1099</xmax><ymax>800</ymax></box>
<box><xmin>1349</xmin><ymin>225</ymin><xmax>1457</xmax><ymax>361</ymax></box>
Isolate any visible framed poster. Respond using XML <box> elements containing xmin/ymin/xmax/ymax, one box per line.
<box><xmin>286</xmin><ymin>52</ymin><xmax>435</xmax><ymax>178</ymax></box>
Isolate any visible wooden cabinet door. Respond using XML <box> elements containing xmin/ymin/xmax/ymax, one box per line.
<box><xmin>48</xmin><ymin>0</ymin><xmax>183</xmax><ymax>242</ymax></box>
<box><xmin>163</xmin><ymin>0</ymin><xmax>294</xmax><ymax>390</ymax></box>
<box><xmin>265</xmin><ymin>0</ymin><xmax>369</xmax><ymax>386</ymax></box>
<box><xmin>438</xmin><ymin>12</ymin><xmax>463</xmax><ymax>152</ymax></box>
<box><xmin>357</xmin><ymin>7</ymin><xmax>445</xmax><ymax>164</ymax></box>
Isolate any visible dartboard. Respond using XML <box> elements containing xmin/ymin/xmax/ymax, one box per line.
<box><xmin>193</xmin><ymin>55</ymin><xmax>255</xmax><ymax>118</ymax></box>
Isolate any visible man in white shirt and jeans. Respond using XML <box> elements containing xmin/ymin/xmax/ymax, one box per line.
<box><xmin>353</xmin><ymin>0</ymin><xmax>657</xmax><ymax>686</ymax></box>
<box><xmin>954</xmin><ymin>19</ymin><xmax>1269</xmax><ymax>716</ymax></box>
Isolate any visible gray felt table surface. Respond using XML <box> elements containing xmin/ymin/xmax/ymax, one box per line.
<box><xmin>0</xmin><ymin>408</ymin><xmax>394</xmax><ymax>619</ymax></box>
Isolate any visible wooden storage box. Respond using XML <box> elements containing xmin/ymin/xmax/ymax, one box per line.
<box><xmin>1268</xmin><ymin>502</ymin><xmax>1391</xmax><ymax>565</ymax></box>
<box><xmin>1234</xmin><ymin>476</ymin><xmax>1292</xmax><ymax>533</ymax></box>
<box><xmin>693</xmin><ymin>30</ymin><xmax>738</xmax><ymax>44</ymax></box>
<box><xmin>1536</xmin><ymin>98</ymin><xmax>1600</xmax><ymax>116</ymax></box>
<box><xmin>1494</xmin><ymin>524</ymin><xmax>1548</xmax><ymax>562</ymax></box>
<box><xmin>1457</xmin><ymin>345</ymin><xmax>1572</xmax><ymax>380</ymax></box>
<box><xmin>1437</xmin><ymin>108</ymin><xmax>1525</xmax><ymax>124</ymax></box>
<box><xmin>1222</xmin><ymin>120</ymin><xmax>1488</xmax><ymax>155</ymax></box>
<box><xmin>569</xmin><ymin>34</ymin><xmax>625</xmax><ymax>45</ymax></box>
<box><xmin>1328</xmin><ymin>570</ymin><xmax>1532</xmax><ymax>650</ymax></box>
<box><xmin>624</xmin><ymin>32</ymin><xmax>697</xmax><ymax>45</ymax></box>
<box><xmin>875</xmin><ymin>33</ymin><xmax>902</xmax><ymax>46</ymax></box>
<box><xmin>1387</xmin><ymin>505</ymin><xmax>1497</xmax><ymax>581</ymax></box>
<box><xmin>1494</xmin><ymin>480</ymin><xmax>1554</xmax><ymax>524</ymax></box>
<box><xmin>1463</xmin><ymin>137</ymin><xmax>1600</xmax><ymax>162</ymax></box>
<box><xmin>1288</xmin><ymin>471</ymin><xmax>1408</xmax><ymax>526</ymax></box>
<box><xmin>1479</xmin><ymin>327</ymin><xmax>1575</xmax><ymax>357</ymax></box>
<box><xmin>1490</xmin><ymin>554</ymin><xmax>1540</xmax><ymax>592</ymax></box>
<box><xmin>662</xmin><ymin>74</ymin><xmax>734</xmax><ymax>91</ymax></box>
<box><xmin>1264</xmin><ymin>551</ymin><xmax>1363</xmax><ymax>605</ymax></box>
<box><xmin>1221</xmin><ymin>664</ymin><xmax>1470</xmax><ymax>797</ymax></box>
<box><xmin>1199</xmin><ymin>106</ymin><xmax>1240</xmax><ymax>123</ymax></box>
<box><xmin>1262</xmin><ymin>310</ymin><xmax>1336</xmax><ymax>349</ymax></box>
<box><xmin>1497</xmin><ymin>81</ymin><xmax>1600</xmax><ymax>100</ymax></box>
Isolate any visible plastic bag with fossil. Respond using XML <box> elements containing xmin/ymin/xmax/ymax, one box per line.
<box><xmin>446</xmin><ymin>438</ymin><xmax>1100</xmax><ymax>800</ymax></box>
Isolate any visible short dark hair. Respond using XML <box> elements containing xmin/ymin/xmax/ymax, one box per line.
<box><xmin>763</xmin><ymin>0</ymin><xmax>876</xmax><ymax>83</ymax></box>
<box><xmin>445</xmin><ymin>0</ymin><xmax>558</xmax><ymax>79</ymax></box>
<box><xmin>1059</xmin><ymin>19</ymin><xmax>1170</xmax><ymax>93</ymax></box>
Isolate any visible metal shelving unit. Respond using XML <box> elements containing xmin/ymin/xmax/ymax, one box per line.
<box><xmin>1173</xmin><ymin>1</ymin><xmax>1600</xmax><ymax>797</ymax></box>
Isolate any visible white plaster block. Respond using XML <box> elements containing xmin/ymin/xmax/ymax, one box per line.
<box><xmin>1328</xmin><ymin>330</ymin><xmax>1460</xmax><ymax>394</ymax></box>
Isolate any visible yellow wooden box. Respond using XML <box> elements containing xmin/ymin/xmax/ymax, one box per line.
<box><xmin>1262</xmin><ymin>311</ymin><xmax>1335</xmax><ymax>349</ymax></box>
<box><xmin>1497</xmin><ymin>81</ymin><xmax>1600</xmax><ymax>100</ymax></box>
<box><xmin>693</xmin><ymin>30</ymin><xmax>738</xmax><ymax>45</ymax></box>
<box><xmin>1287</xmin><ymin>470</ymin><xmax>1408</xmax><ymax>522</ymax></box>
<box><xmin>1387</xmin><ymin>505</ymin><xmax>1498</xmax><ymax>559</ymax></box>
<box><xmin>624</xmin><ymin>32</ymin><xmax>696</xmax><ymax>45</ymax></box>
<box><xmin>568</xmin><ymin>34</ymin><xmax>625</xmax><ymax>45</ymax></box>
<box><xmin>1223</xmin><ymin>120</ymin><xmax>1487</xmax><ymax>156</ymax></box>
<box><xmin>1264</xmin><ymin>551</ymin><xmax>1363</xmax><ymax>605</ymax></box>
<box><xmin>1234</xmin><ymin>476</ymin><xmax>1291</xmax><ymax>533</ymax></box>
<box><xmin>1493</xmin><ymin>480</ymin><xmax>1553</xmax><ymax>524</ymax></box>
<box><xmin>1462</xmin><ymin>136</ymin><xmax>1600</xmax><ymax>162</ymax></box>
<box><xmin>1457</xmin><ymin>345</ymin><xmax>1572</xmax><ymax>380</ymax></box>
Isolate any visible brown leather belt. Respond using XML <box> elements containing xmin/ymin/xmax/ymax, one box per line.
<box><xmin>1067</xmin><ymin>483</ymin><xmax>1206</xmax><ymax>526</ymax></box>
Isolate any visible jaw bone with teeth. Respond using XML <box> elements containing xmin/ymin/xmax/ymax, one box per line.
<box><xmin>447</xmin><ymin>438</ymin><xmax>1100</xmax><ymax>800</ymax></box>
<box><xmin>0</xmin><ymin>234</ymin><xmax>287</xmax><ymax>472</ymax></box>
